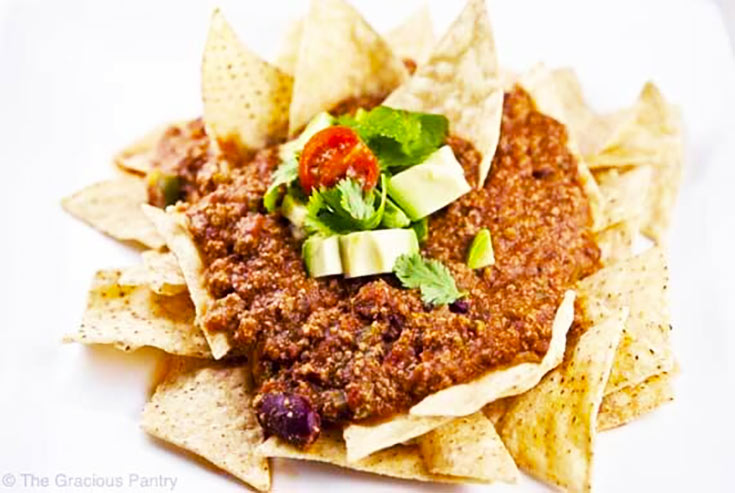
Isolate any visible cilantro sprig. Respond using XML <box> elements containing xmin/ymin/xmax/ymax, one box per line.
<box><xmin>304</xmin><ymin>176</ymin><xmax>387</xmax><ymax>236</ymax></box>
<box><xmin>393</xmin><ymin>253</ymin><xmax>464</xmax><ymax>306</ymax></box>
<box><xmin>338</xmin><ymin>106</ymin><xmax>448</xmax><ymax>172</ymax></box>
<box><xmin>263</xmin><ymin>157</ymin><xmax>299</xmax><ymax>212</ymax></box>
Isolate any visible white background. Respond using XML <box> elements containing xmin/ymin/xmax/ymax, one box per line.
<box><xmin>0</xmin><ymin>1</ymin><xmax>733</xmax><ymax>492</ymax></box>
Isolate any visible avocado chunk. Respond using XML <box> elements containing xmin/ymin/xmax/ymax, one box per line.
<box><xmin>467</xmin><ymin>228</ymin><xmax>495</xmax><ymax>269</ymax></box>
<box><xmin>279</xmin><ymin>112</ymin><xmax>335</xmax><ymax>161</ymax></box>
<box><xmin>302</xmin><ymin>235</ymin><xmax>343</xmax><ymax>277</ymax></box>
<box><xmin>281</xmin><ymin>193</ymin><xmax>308</xmax><ymax>229</ymax></box>
<box><xmin>339</xmin><ymin>229</ymin><xmax>419</xmax><ymax>278</ymax></box>
<box><xmin>386</xmin><ymin>146</ymin><xmax>471</xmax><ymax>220</ymax></box>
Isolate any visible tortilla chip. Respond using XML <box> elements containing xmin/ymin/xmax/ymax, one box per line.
<box><xmin>142</xmin><ymin>205</ymin><xmax>231</xmax><ymax>359</ymax></box>
<box><xmin>119</xmin><ymin>250</ymin><xmax>187</xmax><ymax>296</ymax></box>
<box><xmin>577</xmin><ymin>247</ymin><xmax>674</xmax><ymax>394</ymax></box>
<box><xmin>418</xmin><ymin>412</ymin><xmax>518</xmax><ymax>482</ymax></box>
<box><xmin>482</xmin><ymin>398</ymin><xmax>511</xmax><ymax>426</ymax></box>
<box><xmin>594</xmin><ymin>219</ymin><xmax>638</xmax><ymax>266</ymax></box>
<box><xmin>641</xmin><ymin>130</ymin><xmax>684</xmax><ymax>243</ymax></box>
<box><xmin>500</xmin><ymin>307</ymin><xmax>627</xmax><ymax>493</ymax></box>
<box><xmin>63</xmin><ymin>270</ymin><xmax>209</xmax><ymax>357</ymax></box>
<box><xmin>598</xmin><ymin>370</ymin><xmax>675</xmax><ymax>431</ymax></box>
<box><xmin>202</xmin><ymin>9</ymin><xmax>292</xmax><ymax>153</ymax></box>
<box><xmin>595</xmin><ymin>165</ymin><xmax>652</xmax><ymax>231</ymax></box>
<box><xmin>385</xmin><ymin>5</ymin><xmax>435</xmax><ymax>65</ymax></box>
<box><xmin>517</xmin><ymin>65</ymin><xmax>604</xmax><ymax>231</ymax></box>
<box><xmin>142</xmin><ymin>361</ymin><xmax>270</xmax><ymax>491</ymax></box>
<box><xmin>62</xmin><ymin>176</ymin><xmax>164</xmax><ymax>250</ymax></box>
<box><xmin>258</xmin><ymin>431</ymin><xmax>464</xmax><ymax>484</ymax></box>
<box><xmin>114</xmin><ymin>123</ymin><xmax>172</xmax><ymax>175</ymax></box>
<box><xmin>344</xmin><ymin>290</ymin><xmax>575</xmax><ymax>462</ymax></box>
<box><xmin>385</xmin><ymin>0</ymin><xmax>502</xmax><ymax>187</ymax></box>
<box><xmin>289</xmin><ymin>0</ymin><xmax>407</xmax><ymax>135</ymax></box>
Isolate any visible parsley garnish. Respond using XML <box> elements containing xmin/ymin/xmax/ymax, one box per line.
<box><xmin>304</xmin><ymin>176</ymin><xmax>387</xmax><ymax>235</ymax></box>
<box><xmin>338</xmin><ymin>106</ymin><xmax>448</xmax><ymax>171</ymax></box>
<box><xmin>393</xmin><ymin>253</ymin><xmax>464</xmax><ymax>306</ymax></box>
<box><xmin>263</xmin><ymin>157</ymin><xmax>299</xmax><ymax>212</ymax></box>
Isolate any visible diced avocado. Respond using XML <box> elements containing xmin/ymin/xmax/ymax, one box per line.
<box><xmin>380</xmin><ymin>198</ymin><xmax>411</xmax><ymax>228</ymax></box>
<box><xmin>386</xmin><ymin>146</ymin><xmax>471</xmax><ymax>220</ymax></box>
<box><xmin>303</xmin><ymin>236</ymin><xmax>343</xmax><ymax>277</ymax></box>
<box><xmin>411</xmin><ymin>217</ymin><xmax>429</xmax><ymax>244</ymax></box>
<box><xmin>339</xmin><ymin>229</ymin><xmax>419</xmax><ymax>278</ymax></box>
<box><xmin>281</xmin><ymin>193</ymin><xmax>308</xmax><ymax>228</ymax></box>
<box><xmin>279</xmin><ymin>112</ymin><xmax>335</xmax><ymax>161</ymax></box>
<box><xmin>467</xmin><ymin>228</ymin><xmax>495</xmax><ymax>269</ymax></box>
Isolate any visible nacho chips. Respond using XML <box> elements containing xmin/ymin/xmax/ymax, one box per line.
<box><xmin>598</xmin><ymin>370</ymin><xmax>675</xmax><ymax>431</ymax></box>
<box><xmin>578</xmin><ymin>247</ymin><xmax>675</xmax><ymax>394</ymax></box>
<box><xmin>594</xmin><ymin>219</ymin><xmax>638</xmax><ymax>266</ymax></box>
<box><xmin>63</xmin><ymin>270</ymin><xmax>208</xmax><ymax>357</ymax></box>
<box><xmin>62</xmin><ymin>176</ymin><xmax>164</xmax><ymax>249</ymax></box>
<box><xmin>344</xmin><ymin>290</ymin><xmax>575</xmax><ymax>462</ymax></box>
<box><xmin>418</xmin><ymin>412</ymin><xmax>518</xmax><ymax>482</ymax></box>
<box><xmin>595</xmin><ymin>165</ymin><xmax>652</xmax><ymax>231</ymax></box>
<box><xmin>384</xmin><ymin>0</ymin><xmax>503</xmax><ymax>187</ymax></box>
<box><xmin>288</xmin><ymin>0</ymin><xmax>407</xmax><ymax>135</ymax></box>
<box><xmin>202</xmin><ymin>10</ymin><xmax>293</xmax><ymax>153</ymax></box>
<box><xmin>142</xmin><ymin>205</ymin><xmax>231</xmax><ymax>359</ymax></box>
<box><xmin>142</xmin><ymin>361</ymin><xmax>270</xmax><ymax>491</ymax></box>
<box><xmin>500</xmin><ymin>307</ymin><xmax>628</xmax><ymax>493</ymax></box>
<box><xmin>114</xmin><ymin>123</ymin><xmax>172</xmax><ymax>175</ymax></box>
<box><xmin>385</xmin><ymin>5</ymin><xmax>435</xmax><ymax>65</ymax></box>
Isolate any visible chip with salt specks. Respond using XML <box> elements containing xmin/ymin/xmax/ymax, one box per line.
<box><xmin>113</xmin><ymin>122</ymin><xmax>174</xmax><ymax>176</ymax></box>
<box><xmin>142</xmin><ymin>360</ymin><xmax>270</xmax><ymax>491</ymax></box>
<box><xmin>577</xmin><ymin>246</ymin><xmax>675</xmax><ymax>394</ymax></box>
<box><xmin>641</xmin><ymin>130</ymin><xmax>684</xmax><ymax>243</ymax></box>
<box><xmin>142</xmin><ymin>205</ymin><xmax>231</xmax><ymax>360</ymax></box>
<box><xmin>202</xmin><ymin>9</ymin><xmax>293</xmax><ymax>154</ymax></box>
<box><xmin>63</xmin><ymin>270</ymin><xmax>209</xmax><ymax>358</ymax></box>
<box><xmin>500</xmin><ymin>307</ymin><xmax>628</xmax><ymax>493</ymax></box>
<box><xmin>598</xmin><ymin>369</ymin><xmax>676</xmax><ymax>431</ymax></box>
<box><xmin>595</xmin><ymin>165</ymin><xmax>653</xmax><ymax>231</ymax></box>
<box><xmin>288</xmin><ymin>0</ymin><xmax>407</xmax><ymax>135</ymax></box>
<box><xmin>257</xmin><ymin>431</ymin><xmax>466</xmax><ymax>485</ymax></box>
<box><xmin>517</xmin><ymin>64</ymin><xmax>605</xmax><ymax>232</ymax></box>
<box><xmin>384</xmin><ymin>0</ymin><xmax>503</xmax><ymax>188</ymax></box>
<box><xmin>385</xmin><ymin>5</ymin><xmax>435</xmax><ymax>66</ymax></box>
<box><xmin>418</xmin><ymin>411</ymin><xmax>519</xmax><ymax>483</ymax></box>
<box><xmin>343</xmin><ymin>290</ymin><xmax>575</xmax><ymax>462</ymax></box>
<box><xmin>62</xmin><ymin>176</ymin><xmax>165</xmax><ymax>250</ymax></box>
<box><xmin>119</xmin><ymin>250</ymin><xmax>187</xmax><ymax>296</ymax></box>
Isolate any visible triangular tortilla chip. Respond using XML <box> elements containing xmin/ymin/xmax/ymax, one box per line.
<box><xmin>62</xmin><ymin>176</ymin><xmax>164</xmax><ymax>249</ymax></box>
<box><xmin>344</xmin><ymin>290</ymin><xmax>575</xmax><ymax>462</ymax></box>
<box><xmin>598</xmin><ymin>370</ymin><xmax>675</xmax><ymax>431</ymax></box>
<box><xmin>142</xmin><ymin>361</ymin><xmax>270</xmax><ymax>491</ymax></box>
<box><xmin>274</xmin><ymin>18</ymin><xmax>304</xmax><ymax>76</ymax></box>
<box><xmin>385</xmin><ymin>0</ymin><xmax>502</xmax><ymax>187</ymax></box>
<box><xmin>289</xmin><ymin>0</ymin><xmax>407</xmax><ymax>134</ymax></box>
<box><xmin>119</xmin><ymin>250</ymin><xmax>187</xmax><ymax>296</ymax></box>
<box><xmin>202</xmin><ymin>10</ymin><xmax>293</xmax><ymax>153</ymax></box>
<box><xmin>142</xmin><ymin>205</ymin><xmax>231</xmax><ymax>359</ymax></box>
<box><xmin>63</xmin><ymin>270</ymin><xmax>209</xmax><ymax>357</ymax></box>
<box><xmin>500</xmin><ymin>307</ymin><xmax>628</xmax><ymax>493</ymax></box>
<box><xmin>258</xmin><ymin>431</ymin><xmax>467</xmax><ymax>485</ymax></box>
<box><xmin>385</xmin><ymin>5</ymin><xmax>435</xmax><ymax>65</ymax></box>
<box><xmin>517</xmin><ymin>65</ymin><xmax>604</xmax><ymax>231</ymax></box>
<box><xmin>114</xmin><ymin>123</ymin><xmax>177</xmax><ymax>176</ymax></box>
<box><xmin>641</xmin><ymin>125</ymin><xmax>683</xmax><ymax>243</ymax></box>
<box><xmin>577</xmin><ymin>247</ymin><xmax>675</xmax><ymax>394</ymax></box>
<box><xmin>418</xmin><ymin>412</ymin><xmax>518</xmax><ymax>482</ymax></box>
<box><xmin>595</xmin><ymin>165</ymin><xmax>652</xmax><ymax>231</ymax></box>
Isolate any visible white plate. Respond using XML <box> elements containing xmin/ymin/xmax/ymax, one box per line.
<box><xmin>0</xmin><ymin>1</ymin><xmax>733</xmax><ymax>492</ymax></box>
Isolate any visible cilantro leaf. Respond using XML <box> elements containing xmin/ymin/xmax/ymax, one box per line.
<box><xmin>264</xmin><ymin>157</ymin><xmax>299</xmax><ymax>212</ymax></box>
<box><xmin>339</xmin><ymin>106</ymin><xmax>449</xmax><ymax>171</ymax></box>
<box><xmin>304</xmin><ymin>177</ymin><xmax>387</xmax><ymax>235</ymax></box>
<box><xmin>393</xmin><ymin>253</ymin><xmax>464</xmax><ymax>306</ymax></box>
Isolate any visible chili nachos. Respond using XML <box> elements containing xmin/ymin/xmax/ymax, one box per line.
<box><xmin>62</xmin><ymin>1</ymin><xmax>682</xmax><ymax>491</ymax></box>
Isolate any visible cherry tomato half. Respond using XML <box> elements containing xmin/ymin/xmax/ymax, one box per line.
<box><xmin>298</xmin><ymin>126</ymin><xmax>379</xmax><ymax>193</ymax></box>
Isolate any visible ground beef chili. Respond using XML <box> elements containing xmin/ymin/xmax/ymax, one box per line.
<box><xmin>155</xmin><ymin>86</ymin><xmax>600</xmax><ymax>448</ymax></box>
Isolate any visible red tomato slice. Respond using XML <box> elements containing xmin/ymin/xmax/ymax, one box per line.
<box><xmin>299</xmin><ymin>126</ymin><xmax>379</xmax><ymax>193</ymax></box>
